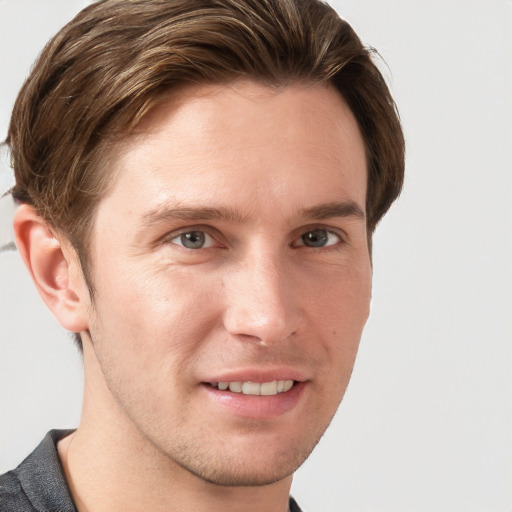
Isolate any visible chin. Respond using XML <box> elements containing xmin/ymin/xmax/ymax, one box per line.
<box><xmin>166</xmin><ymin>428</ymin><xmax>325</xmax><ymax>487</ymax></box>
<box><xmin>183</xmin><ymin>457</ymin><xmax>301</xmax><ymax>487</ymax></box>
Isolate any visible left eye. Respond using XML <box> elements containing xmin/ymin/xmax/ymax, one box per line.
<box><xmin>295</xmin><ymin>229</ymin><xmax>341</xmax><ymax>248</ymax></box>
<box><xmin>170</xmin><ymin>231</ymin><xmax>216</xmax><ymax>249</ymax></box>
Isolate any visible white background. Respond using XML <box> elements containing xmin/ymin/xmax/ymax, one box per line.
<box><xmin>1</xmin><ymin>1</ymin><xmax>511</xmax><ymax>511</ymax></box>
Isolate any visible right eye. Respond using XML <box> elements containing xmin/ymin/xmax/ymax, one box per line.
<box><xmin>292</xmin><ymin>228</ymin><xmax>343</xmax><ymax>248</ymax></box>
<box><xmin>170</xmin><ymin>231</ymin><xmax>216</xmax><ymax>249</ymax></box>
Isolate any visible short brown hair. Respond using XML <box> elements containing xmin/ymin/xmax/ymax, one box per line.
<box><xmin>8</xmin><ymin>0</ymin><xmax>404</xmax><ymax>305</ymax></box>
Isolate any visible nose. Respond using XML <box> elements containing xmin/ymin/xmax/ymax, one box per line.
<box><xmin>222</xmin><ymin>251</ymin><xmax>302</xmax><ymax>345</ymax></box>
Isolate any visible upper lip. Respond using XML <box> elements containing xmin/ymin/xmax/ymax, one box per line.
<box><xmin>202</xmin><ymin>367</ymin><xmax>309</xmax><ymax>384</ymax></box>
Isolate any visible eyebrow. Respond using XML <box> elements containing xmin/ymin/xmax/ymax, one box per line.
<box><xmin>141</xmin><ymin>200</ymin><xmax>365</xmax><ymax>228</ymax></box>
<box><xmin>300</xmin><ymin>201</ymin><xmax>365</xmax><ymax>221</ymax></box>
<box><xmin>142</xmin><ymin>205</ymin><xmax>249</xmax><ymax>228</ymax></box>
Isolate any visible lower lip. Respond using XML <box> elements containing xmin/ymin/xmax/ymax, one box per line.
<box><xmin>201</xmin><ymin>381</ymin><xmax>307</xmax><ymax>419</ymax></box>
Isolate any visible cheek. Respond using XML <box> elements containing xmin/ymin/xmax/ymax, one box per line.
<box><xmin>90</xmin><ymin>262</ymin><xmax>222</xmax><ymax>365</ymax></box>
<box><xmin>306</xmin><ymin>262</ymin><xmax>371</xmax><ymax>360</ymax></box>
<box><xmin>308</xmin><ymin>256</ymin><xmax>371</xmax><ymax>313</ymax></box>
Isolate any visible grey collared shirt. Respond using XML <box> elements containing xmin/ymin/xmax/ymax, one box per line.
<box><xmin>0</xmin><ymin>430</ymin><xmax>77</xmax><ymax>512</ymax></box>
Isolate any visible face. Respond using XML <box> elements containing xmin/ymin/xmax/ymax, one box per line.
<box><xmin>83</xmin><ymin>81</ymin><xmax>371</xmax><ymax>486</ymax></box>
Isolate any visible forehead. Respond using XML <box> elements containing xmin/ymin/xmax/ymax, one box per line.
<box><xmin>97</xmin><ymin>81</ymin><xmax>367</xmax><ymax>226</ymax></box>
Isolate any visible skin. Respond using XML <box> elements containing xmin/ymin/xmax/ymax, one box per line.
<box><xmin>15</xmin><ymin>81</ymin><xmax>371</xmax><ymax>512</ymax></box>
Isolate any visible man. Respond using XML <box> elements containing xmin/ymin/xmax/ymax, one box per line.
<box><xmin>0</xmin><ymin>0</ymin><xmax>404</xmax><ymax>510</ymax></box>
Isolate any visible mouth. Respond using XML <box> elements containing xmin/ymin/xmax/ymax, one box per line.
<box><xmin>202</xmin><ymin>377</ymin><xmax>306</xmax><ymax>418</ymax></box>
<box><xmin>207</xmin><ymin>380</ymin><xmax>295</xmax><ymax>396</ymax></box>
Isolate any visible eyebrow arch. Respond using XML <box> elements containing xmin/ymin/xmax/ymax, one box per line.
<box><xmin>142</xmin><ymin>205</ymin><xmax>249</xmax><ymax>228</ymax></box>
<box><xmin>300</xmin><ymin>201</ymin><xmax>365</xmax><ymax>221</ymax></box>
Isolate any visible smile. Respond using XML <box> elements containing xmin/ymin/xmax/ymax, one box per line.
<box><xmin>209</xmin><ymin>380</ymin><xmax>295</xmax><ymax>396</ymax></box>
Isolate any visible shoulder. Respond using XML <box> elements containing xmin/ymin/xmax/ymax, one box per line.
<box><xmin>0</xmin><ymin>469</ymin><xmax>37</xmax><ymax>511</ymax></box>
<box><xmin>289</xmin><ymin>495</ymin><xmax>305</xmax><ymax>512</ymax></box>
<box><xmin>0</xmin><ymin>430</ymin><xmax>76</xmax><ymax>512</ymax></box>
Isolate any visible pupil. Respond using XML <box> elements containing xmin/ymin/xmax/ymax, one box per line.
<box><xmin>303</xmin><ymin>230</ymin><xmax>328</xmax><ymax>247</ymax></box>
<box><xmin>181</xmin><ymin>231</ymin><xmax>205</xmax><ymax>249</ymax></box>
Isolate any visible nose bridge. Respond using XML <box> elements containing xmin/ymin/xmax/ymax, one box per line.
<box><xmin>223</xmin><ymin>245</ymin><xmax>299</xmax><ymax>344</ymax></box>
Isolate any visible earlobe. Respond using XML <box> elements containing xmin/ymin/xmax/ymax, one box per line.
<box><xmin>13</xmin><ymin>204</ymin><xmax>90</xmax><ymax>333</ymax></box>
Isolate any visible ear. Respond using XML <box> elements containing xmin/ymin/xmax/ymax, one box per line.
<box><xmin>13</xmin><ymin>204</ymin><xmax>90</xmax><ymax>333</ymax></box>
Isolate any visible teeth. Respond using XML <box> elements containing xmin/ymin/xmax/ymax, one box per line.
<box><xmin>242</xmin><ymin>382</ymin><xmax>261</xmax><ymax>395</ymax></box>
<box><xmin>260</xmin><ymin>381</ymin><xmax>278</xmax><ymax>396</ymax></box>
<box><xmin>211</xmin><ymin>380</ymin><xmax>295</xmax><ymax>396</ymax></box>
<box><xmin>229</xmin><ymin>382</ymin><xmax>243</xmax><ymax>393</ymax></box>
<box><xmin>283</xmin><ymin>380</ymin><xmax>294</xmax><ymax>392</ymax></box>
